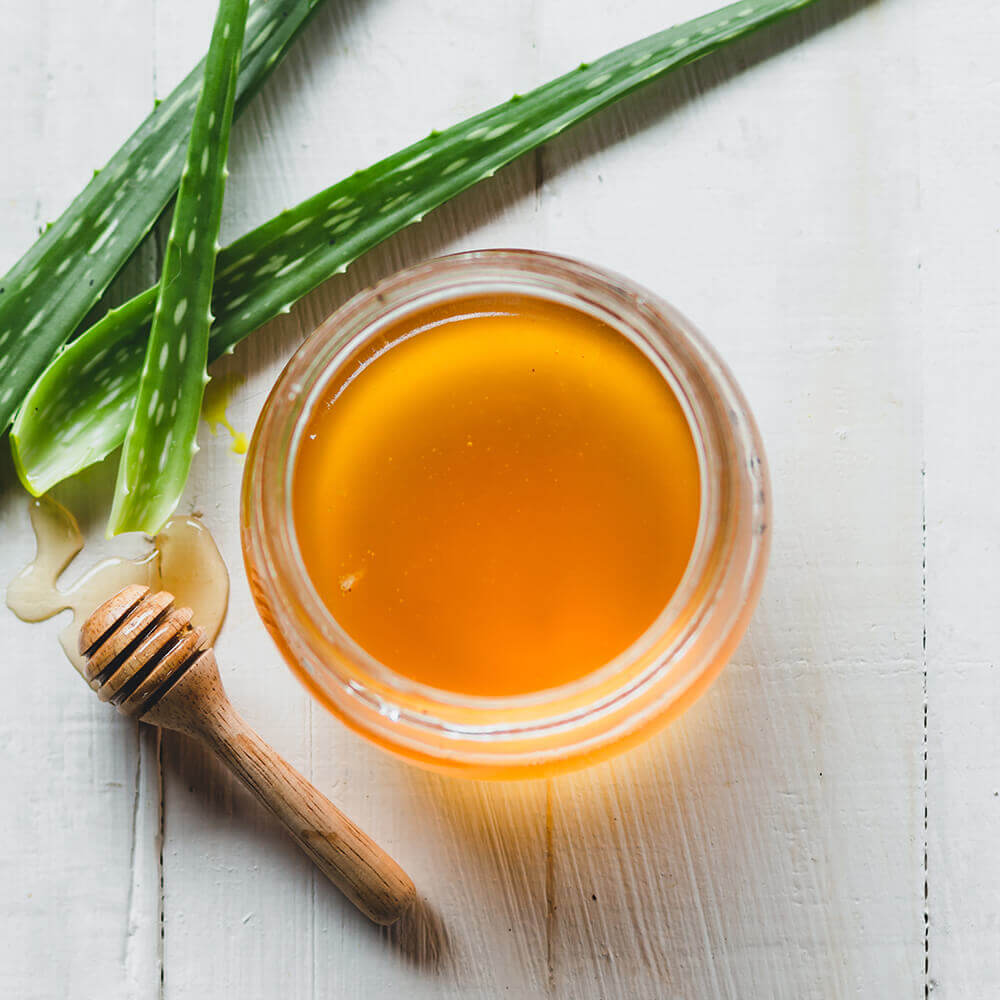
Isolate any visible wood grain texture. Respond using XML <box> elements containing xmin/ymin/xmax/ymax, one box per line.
<box><xmin>0</xmin><ymin>5</ymin><xmax>162</xmax><ymax>999</ymax></box>
<box><xmin>540</xmin><ymin>3</ymin><xmax>924</xmax><ymax>995</ymax></box>
<box><xmin>0</xmin><ymin>0</ymin><xmax>983</xmax><ymax>995</ymax></box>
<box><xmin>919</xmin><ymin>1</ymin><xmax>1000</xmax><ymax>995</ymax></box>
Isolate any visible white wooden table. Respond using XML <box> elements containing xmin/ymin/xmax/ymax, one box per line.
<box><xmin>1</xmin><ymin>1</ymin><xmax>994</xmax><ymax>996</ymax></box>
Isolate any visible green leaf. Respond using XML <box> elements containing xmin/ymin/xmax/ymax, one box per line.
<box><xmin>11</xmin><ymin>0</ymin><xmax>818</xmax><ymax>497</ymax></box>
<box><xmin>0</xmin><ymin>0</ymin><xmax>330</xmax><ymax>431</ymax></box>
<box><xmin>108</xmin><ymin>0</ymin><xmax>248</xmax><ymax>535</ymax></box>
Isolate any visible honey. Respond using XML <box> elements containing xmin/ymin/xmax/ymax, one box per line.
<box><xmin>7</xmin><ymin>496</ymin><xmax>229</xmax><ymax>676</ymax></box>
<box><xmin>292</xmin><ymin>293</ymin><xmax>700</xmax><ymax>697</ymax></box>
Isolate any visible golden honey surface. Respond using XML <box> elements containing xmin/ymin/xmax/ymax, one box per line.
<box><xmin>293</xmin><ymin>294</ymin><xmax>700</xmax><ymax>697</ymax></box>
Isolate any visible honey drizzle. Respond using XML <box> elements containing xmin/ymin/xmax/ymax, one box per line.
<box><xmin>6</xmin><ymin>497</ymin><xmax>229</xmax><ymax>675</ymax></box>
<box><xmin>202</xmin><ymin>373</ymin><xmax>249</xmax><ymax>454</ymax></box>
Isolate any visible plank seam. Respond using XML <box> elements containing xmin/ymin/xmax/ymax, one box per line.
<box><xmin>922</xmin><ymin>460</ymin><xmax>929</xmax><ymax>999</ymax></box>
<box><xmin>545</xmin><ymin>781</ymin><xmax>556</xmax><ymax>997</ymax></box>
<box><xmin>157</xmin><ymin>728</ymin><xmax>166</xmax><ymax>1000</ymax></box>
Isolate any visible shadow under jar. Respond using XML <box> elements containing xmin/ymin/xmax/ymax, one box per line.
<box><xmin>241</xmin><ymin>250</ymin><xmax>770</xmax><ymax>779</ymax></box>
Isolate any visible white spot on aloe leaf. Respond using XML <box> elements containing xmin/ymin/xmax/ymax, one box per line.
<box><xmin>90</xmin><ymin>219</ymin><xmax>120</xmax><ymax>254</ymax></box>
<box><xmin>174</xmin><ymin>300</ymin><xmax>188</xmax><ymax>324</ymax></box>
<box><xmin>380</xmin><ymin>194</ymin><xmax>411</xmax><ymax>213</ymax></box>
<box><xmin>485</xmin><ymin>122</ymin><xmax>517</xmax><ymax>140</ymax></box>
<box><xmin>252</xmin><ymin>22</ymin><xmax>277</xmax><ymax>49</ymax></box>
<box><xmin>80</xmin><ymin>351</ymin><xmax>108</xmax><ymax>375</ymax></box>
<box><xmin>158</xmin><ymin>344</ymin><xmax>169</xmax><ymax>367</ymax></box>
<box><xmin>218</xmin><ymin>252</ymin><xmax>254</xmax><ymax>276</ymax></box>
<box><xmin>399</xmin><ymin>151</ymin><xmax>432</xmax><ymax>171</ymax></box>
<box><xmin>201</xmin><ymin>147</ymin><xmax>210</xmax><ymax>176</ymax></box>
<box><xmin>441</xmin><ymin>158</ymin><xmax>468</xmax><ymax>176</ymax></box>
<box><xmin>151</xmin><ymin>147</ymin><xmax>178</xmax><ymax>178</ymax></box>
<box><xmin>223</xmin><ymin>22</ymin><xmax>231</xmax><ymax>39</ymax></box>
<box><xmin>178</xmin><ymin>336</ymin><xmax>188</xmax><ymax>363</ymax></box>
<box><xmin>156</xmin><ymin>99</ymin><xmax>184</xmax><ymax>125</ymax></box>
<box><xmin>22</xmin><ymin>269</ymin><xmax>39</xmax><ymax>289</ymax></box>
<box><xmin>148</xmin><ymin>389</ymin><xmax>159</xmax><ymax>418</ymax></box>
<box><xmin>255</xmin><ymin>256</ymin><xmax>287</xmax><ymax>277</ymax></box>
<box><xmin>585</xmin><ymin>72</ymin><xmax>613</xmax><ymax>89</ymax></box>
<box><xmin>66</xmin><ymin>218</ymin><xmax>83</xmax><ymax>238</ymax></box>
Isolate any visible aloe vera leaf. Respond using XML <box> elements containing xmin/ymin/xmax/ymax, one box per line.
<box><xmin>11</xmin><ymin>0</ymin><xmax>817</xmax><ymax>496</ymax></box>
<box><xmin>10</xmin><ymin>289</ymin><xmax>158</xmax><ymax>493</ymax></box>
<box><xmin>0</xmin><ymin>0</ymin><xmax>328</xmax><ymax>432</ymax></box>
<box><xmin>107</xmin><ymin>0</ymin><xmax>248</xmax><ymax>535</ymax></box>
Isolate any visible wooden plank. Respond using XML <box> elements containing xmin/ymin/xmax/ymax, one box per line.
<box><xmin>158</xmin><ymin>1</ymin><xmax>551</xmax><ymax>995</ymax></box>
<box><xmin>538</xmin><ymin>1</ymin><xmax>925</xmax><ymax>996</ymax></box>
<box><xmin>0</xmin><ymin>5</ymin><xmax>44</xmax><ymax>271</ymax></box>
<box><xmin>298</xmin><ymin>4</ymin><xmax>552</xmax><ymax>997</ymax></box>
<box><xmin>0</xmin><ymin>3</ymin><xmax>161</xmax><ymax>998</ymax></box>
<box><xmin>919</xmin><ymin>2</ymin><xmax>1000</xmax><ymax>995</ymax></box>
<box><xmin>152</xmin><ymin>3</ymin><xmax>315</xmax><ymax>995</ymax></box>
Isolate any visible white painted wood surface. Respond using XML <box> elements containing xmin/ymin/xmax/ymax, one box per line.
<box><xmin>0</xmin><ymin>0</ymin><xmax>992</xmax><ymax>995</ymax></box>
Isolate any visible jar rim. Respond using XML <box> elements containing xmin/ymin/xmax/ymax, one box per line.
<box><xmin>241</xmin><ymin>249</ymin><xmax>770</xmax><ymax>773</ymax></box>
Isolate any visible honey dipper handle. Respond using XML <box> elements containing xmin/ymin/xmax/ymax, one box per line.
<box><xmin>196</xmin><ymin>702</ymin><xmax>415</xmax><ymax>925</ymax></box>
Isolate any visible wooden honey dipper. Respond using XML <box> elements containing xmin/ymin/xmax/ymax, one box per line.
<box><xmin>80</xmin><ymin>584</ymin><xmax>416</xmax><ymax>925</ymax></box>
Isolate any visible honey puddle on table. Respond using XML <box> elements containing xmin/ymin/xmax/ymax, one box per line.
<box><xmin>6</xmin><ymin>497</ymin><xmax>229</xmax><ymax>676</ymax></box>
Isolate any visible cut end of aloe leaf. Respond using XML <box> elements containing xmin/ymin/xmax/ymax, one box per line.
<box><xmin>8</xmin><ymin>436</ymin><xmax>46</xmax><ymax>499</ymax></box>
<box><xmin>106</xmin><ymin>484</ymin><xmax>183</xmax><ymax>538</ymax></box>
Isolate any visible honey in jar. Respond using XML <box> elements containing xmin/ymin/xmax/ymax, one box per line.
<box><xmin>292</xmin><ymin>293</ymin><xmax>700</xmax><ymax>697</ymax></box>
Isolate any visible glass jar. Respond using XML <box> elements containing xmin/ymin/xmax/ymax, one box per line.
<box><xmin>241</xmin><ymin>250</ymin><xmax>770</xmax><ymax>779</ymax></box>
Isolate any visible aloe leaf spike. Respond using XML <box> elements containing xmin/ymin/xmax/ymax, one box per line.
<box><xmin>0</xmin><ymin>0</ymin><xmax>329</xmax><ymax>432</ymax></box>
<box><xmin>108</xmin><ymin>0</ymin><xmax>248</xmax><ymax>535</ymax></box>
<box><xmin>12</xmin><ymin>0</ymin><xmax>817</xmax><ymax>497</ymax></box>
